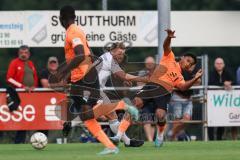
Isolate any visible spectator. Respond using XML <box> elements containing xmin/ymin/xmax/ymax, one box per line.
<box><xmin>138</xmin><ymin>56</ymin><xmax>156</xmax><ymax>142</ymax></box>
<box><xmin>6</xmin><ymin>45</ymin><xmax>38</xmax><ymax>144</ymax></box>
<box><xmin>137</xmin><ymin>56</ymin><xmax>156</xmax><ymax>86</ymax></box>
<box><xmin>39</xmin><ymin>56</ymin><xmax>60</xmax><ymax>136</ymax></box>
<box><xmin>208</xmin><ymin>57</ymin><xmax>235</xmax><ymax>140</ymax></box>
<box><xmin>237</xmin><ymin>66</ymin><xmax>240</xmax><ymax>86</ymax></box>
<box><xmin>233</xmin><ymin>66</ymin><xmax>240</xmax><ymax>140</ymax></box>
<box><xmin>39</xmin><ymin>56</ymin><xmax>59</xmax><ymax>88</ymax></box>
<box><xmin>168</xmin><ymin>64</ymin><xmax>201</xmax><ymax>140</ymax></box>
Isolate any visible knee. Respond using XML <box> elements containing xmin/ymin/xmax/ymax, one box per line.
<box><xmin>155</xmin><ymin>109</ymin><xmax>166</xmax><ymax>120</ymax></box>
<box><xmin>123</xmin><ymin>112</ymin><xmax>131</xmax><ymax>121</ymax></box>
<box><xmin>79</xmin><ymin>105</ymin><xmax>95</xmax><ymax>121</ymax></box>
<box><xmin>106</xmin><ymin>112</ymin><xmax>118</xmax><ymax>120</ymax></box>
<box><xmin>133</xmin><ymin>97</ymin><xmax>143</xmax><ymax>109</ymax></box>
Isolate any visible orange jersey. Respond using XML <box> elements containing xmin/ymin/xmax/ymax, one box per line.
<box><xmin>149</xmin><ymin>51</ymin><xmax>185</xmax><ymax>92</ymax></box>
<box><xmin>64</xmin><ymin>24</ymin><xmax>92</xmax><ymax>82</ymax></box>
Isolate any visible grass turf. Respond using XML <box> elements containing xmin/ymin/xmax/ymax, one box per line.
<box><xmin>0</xmin><ymin>141</ymin><xmax>240</xmax><ymax>160</ymax></box>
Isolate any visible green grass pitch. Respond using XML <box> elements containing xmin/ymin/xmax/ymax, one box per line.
<box><xmin>0</xmin><ymin>141</ymin><xmax>240</xmax><ymax>160</ymax></box>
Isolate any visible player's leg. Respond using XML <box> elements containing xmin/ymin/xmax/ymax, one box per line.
<box><xmin>66</xmin><ymin>74</ymin><xmax>119</xmax><ymax>155</ymax></box>
<box><xmin>105</xmin><ymin>111</ymin><xmax>133</xmax><ymax>146</ymax></box>
<box><xmin>99</xmin><ymin>91</ymin><xmax>134</xmax><ymax>146</ymax></box>
<box><xmin>154</xmin><ymin>93</ymin><xmax>171</xmax><ymax>148</ymax></box>
<box><xmin>155</xmin><ymin>108</ymin><xmax>167</xmax><ymax>147</ymax></box>
<box><xmin>110</xmin><ymin>83</ymin><xmax>160</xmax><ymax>146</ymax></box>
<box><xmin>78</xmin><ymin>103</ymin><xmax>119</xmax><ymax>155</ymax></box>
<box><xmin>62</xmin><ymin>99</ymin><xmax>82</xmax><ymax>137</ymax></box>
<box><xmin>67</xmin><ymin>97</ymin><xmax>137</xmax><ymax>154</ymax></box>
<box><xmin>92</xmin><ymin>99</ymin><xmax>139</xmax><ymax>120</ymax></box>
<box><xmin>109</xmin><ymin>96</ymin><xmax>144</xmax><ymax>144</ymax></box>
<box><xmin>63</xmin><ymin>93</ymin><xmax>137</xmax><ymax>137</ymax></box>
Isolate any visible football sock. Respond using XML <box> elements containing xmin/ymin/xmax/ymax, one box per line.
<box><xmin>84</xmin><ymin>119</ymin><xmax>115</xmax><ymax>149</ymax></box>
<box><xmin>116</xmin><ymin>119</ymin><xmax>131</xmax><ymax>139</ymax></box>
<box><xmin>71</xmin><ymin>116</ymin><xmax>81</xmax><ymax>127</ymax></box>
<box><xmin>109</xmin><ymin>119</ymin><xmax>130</xmax><ymax>145</ymax></box>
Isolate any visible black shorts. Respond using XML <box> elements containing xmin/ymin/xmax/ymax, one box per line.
<box><xmin>69</xmin><ymin>67</ymin><xmax>100</xmax><ymax>112</ymax></box>
<box><xmin>136</xmin><ymin>82</ymin><xmax>172</xmax><ymax>111</ymax></box>
<box><xmin>140</xmin><ymin>102</ymin><xmax>156</xmax><ymax>122</ymax></box>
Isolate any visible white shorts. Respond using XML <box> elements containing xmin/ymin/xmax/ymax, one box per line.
<box><xmin>169</xmin><ymin>93</ymin><xmax>193</xmax><ymax>119</ymax></box>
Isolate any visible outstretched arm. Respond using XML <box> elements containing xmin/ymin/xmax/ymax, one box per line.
<box><xmin>176</xmin><ymin>69</ymin><xmax>203</xmax><ymax>91</ymax></box>
<box><xmin>163</xmin><ymin>29</ymin><xmax>176</xmax><ymax>56</ymax></box>
<box><xmin>114</xmin><ymin>71</ymin><xmax>149</xmax><ymax>83</ymax></box>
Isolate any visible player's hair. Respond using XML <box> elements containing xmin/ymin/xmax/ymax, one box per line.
<box><xmin>60</xmin><ymin>5</ymin><xmax>76</xmax><ymax>20</ymax></box>
<box><xmin>110</xmin><ymin>42</ymin><xmax>126</xmax><ymax>51</ymax></box>
<box><xmin>183</xmin><ymin>53</ymin><xmax>197</xmax><ymax>64</ymax></box>
<box><xmin>19</xmin><ymin>45</ymin><xmax>30</xmax><ymax>51</ymax></box>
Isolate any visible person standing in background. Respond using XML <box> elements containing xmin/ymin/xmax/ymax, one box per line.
<box><xmin>39</xmin><ymin>56</ymin><xmax>60</xmax><ymax>136</ymax></box>
<box><xmin>208</xmin><ymin>57</ymin><xmax>236</xmax><ymax>140</ymax></box>
<box><xmin>6</xmin><ymin>45</ymin><xmax>38</xmax><ymax>144</ymax></box>
<box><xmin>168</xmin><ymin>63</ymin><xmax>201</xmax><ymax>141</ymax></box>
<box><xmin>236</xmin><ymin>66</ymin><xmax>240</xmax><ymax>86</ymax></box>
<box><xmin>40</xmin><ymin>56</ymin><xmax>59</xmax><ymax>88</ymax></box>
<box><xmin>138</xmin><ymin>56</ymin><xmax>156</xmax><ymax>142</ymax></box>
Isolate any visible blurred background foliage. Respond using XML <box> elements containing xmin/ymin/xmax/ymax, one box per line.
<box><xmin>0</xmin><ymin>0</ymin><xmax>240</xmax><ymax>87</ymax></box>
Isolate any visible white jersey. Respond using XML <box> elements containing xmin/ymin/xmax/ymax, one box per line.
<box><xmin>95</xmin><ymin>52</ymin><xmax>122</xmax><ymax>88</ymax></box>
<box><xmin>94</xmin><ymin>52</ymin><xmax>123</xmax><ymax>103</ymax></box>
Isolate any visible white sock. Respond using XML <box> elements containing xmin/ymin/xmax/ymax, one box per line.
<box><xmin>109</xmin><ymin>119</ymin><xmax>122</xmax><ymax>139</ymax></box>
<box><xmin>71</xmin><ymin>116</ymin><xmax>81</xmax><ymax>127</ymax></box>
<box><xmin>121</xmin><ymin>133</ymin><xmax>130</xmax><ymax>145</ymax></box>
<box><xmin>109</xmin><ymin>119</ymin><xmax>130</xmax><ymax>144</ymax></box>
<box><xmin>109</xmin><ymin>119</ymin><xmax>119</xmax><ymax>134</ymax></box>
<box><xmin>157</xmin><ymin>126</ymin><xmax>164</xmax><ymax>140</ymax></box>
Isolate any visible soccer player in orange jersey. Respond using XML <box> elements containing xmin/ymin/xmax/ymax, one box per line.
<box><xmin>57</xmin><ymin>5</ymin><xmax>139</xmax><ymax>155</ymax></box>
<box><xmin>111</xmin><ymin>29</ymin><xmax>203</xmax><ymax>148</ymax></box>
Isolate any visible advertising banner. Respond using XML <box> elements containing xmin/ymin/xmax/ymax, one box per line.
<box><xmin>0</xmin><ymin>91</ymin><xmax>67</xmax><ymax>130</ymax></box>
<box><xmin>0</xmin><ymin>11</ymin><xmax>240</xmax><ymax>48</ymax></box>
<box><xmin>207</xmin><ymin>90</ymin><xmax>240</xmax><ymax>127</ymax></box>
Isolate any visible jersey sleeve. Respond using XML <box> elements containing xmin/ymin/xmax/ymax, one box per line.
<box><xmin>67</xmin><ymin>30</ymin><xmax>84</xmax><ymax>48</ymax></box>
<box><xmin>173</xmin><ymin>73</ymin><xmax>185</xmax><ymax>87</ymax></box>
<box><xmin>161</xmin><ymin>51</ymin><xmax>175</xmax><ymax>61</ymax></box>
<box><xmin>111</xmin><ymin>59</ymin><xmax>123</xmax><ymax>74</ymax></box>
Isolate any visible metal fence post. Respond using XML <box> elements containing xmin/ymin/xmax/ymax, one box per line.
<box><xmin>202</xmin><ymin>54</ymin><xmax>209</xmax><ymax>141</ymax></box>
<box><xmin>102</xmin><ymin>0</ymin><xmax>107</xmax><ymax>10</ymax></box>
<box><xmin>157</xmin><ymin>0</ymin><xmax>171</xmax><ymax>61</ymax></box>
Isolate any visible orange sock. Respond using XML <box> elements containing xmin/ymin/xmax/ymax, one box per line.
<box><xmin>117</xmin><ymin>119</ymin><xmax>131</xmax><ymax>137</ymax></box>
<box><xmin>115</xmin><ymin>100</ymin><xmax>126</xmax><ymax>110</ymax></box>
<box><xmin>84</xmin><ymin>119</ymin><xmax>115</xmax><ymax>149</ymax></box>
<box><xmin>158</xmin><ymin>124</ymin><xmax>167</xmax><ymax>133</ymax></box>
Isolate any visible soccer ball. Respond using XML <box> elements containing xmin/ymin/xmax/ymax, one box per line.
<box><xmin>30</xmin><ymin>132</ymin><xmax>48</xmax><ymax>150</ymax></box>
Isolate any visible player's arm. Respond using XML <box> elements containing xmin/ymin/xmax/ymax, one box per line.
<box><xmin>56</xmin><ymin>44</ymin><xmax>85</xmax><ymax>80</ymax></box>
<box><xmin>6</xmin><ymin>61</ymin><xmax>24</xmax><ymax>88</ymax></box>
<box><xmin>114</xmin><ymin>71</ymin><xmax>149</xmax><ymax>83</ymax></box>
<box><xmin>111</xmin><ymin>59</ymin><xmax>149</xmax><ymax>83</ymax></box>
<box><xmin>64</xmin><ymin>45</ymin><xmax>86</xmax><ymax>72</ymax></box>
<box><xmin>176</xmin><ymin>69</ymin><xmax>203</xmax><ymax>91</ymax></box>
<box><xmin>163</xmin><ymin>29</ymin><xmax>176</xmax><ymax>56</ymax></box>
